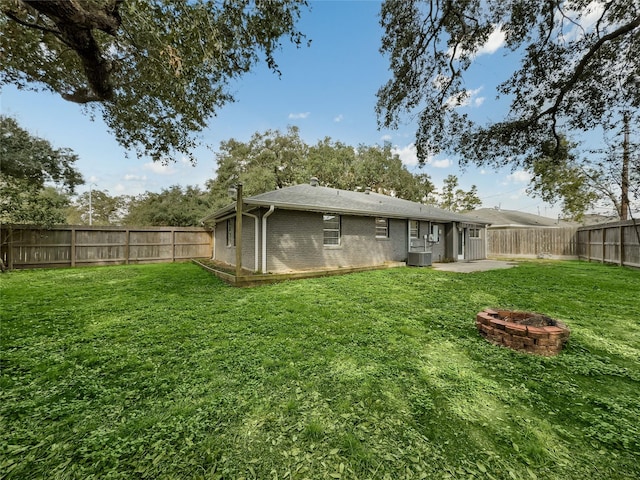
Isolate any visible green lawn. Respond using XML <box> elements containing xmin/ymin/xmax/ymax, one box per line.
<box><xmin>1</xmin><ymin>261</ymin><xmax>639</xmax><ymax>479</ymax></box>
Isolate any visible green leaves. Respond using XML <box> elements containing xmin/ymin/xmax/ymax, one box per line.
<box><xmin>0</xmin><ymin>115</ymin><xmax>82</xmax><ymax>225</ymax></box>
<box><xmin>206</xmin><ymin>129</ymin><xmax>440</xmax><ymax>206</ymax></box>
<box><xmin>377</xmin><ymin>0</ymin><xmax>640</xmax><ymax>168</ymax></box>
<box><xmin>437</xmin><ymin>174</ymin><xmax>482</xmax><ymax>212</ymax></box>
<box><xmin>124</xmin><ymin>185</ymin><xmax>214</xmax><ymax>226</ymax></box>
<box><xmin>1</xmin><ymin>0</ymin><xmax>310</xmax><ymax>163</ymax></box>
<box><xmin>0</xmin><ymin>115</ymin><xmax>83</xmax><ymax>191</ymax></box>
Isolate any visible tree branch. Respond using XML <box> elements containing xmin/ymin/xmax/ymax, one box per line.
<box><xmin>24</xmin><ymin>0</ymin><xmax>122</xmax><ymax>35</ymax></box>
<box><xmin>2</xmin><ymin>9</ymin><xmax>62</xmax><ymax>37</ymax></box>
<box><xmin>18</xmin><ymin>0</ymin><xmax>124</xmax><ymax>102</ymax></box>
<box><xmin>537</xmin><ymin>15</ymin><xmax>640</xmax><ymax>123</ymax></box>
<box><xmin>60</xmin><ymin>88</ymin><xmax>105</xmax><ymax>104</ymax></box>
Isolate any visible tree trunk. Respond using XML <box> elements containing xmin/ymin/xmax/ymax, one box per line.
<box><xmin>23</xmin><ymin>0</ymin><xmax>123</xmax><ymax>102</ymax></box>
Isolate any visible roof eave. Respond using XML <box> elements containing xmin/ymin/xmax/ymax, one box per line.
<box><xmin>200</xmin><ymin>204</ymin><xmax>235</xmax><ymax>224</ymax></box>
<box><xmin>243</xmin><ymin>199</ymin><xmax>488</xmax><ymax>224</ymax></box>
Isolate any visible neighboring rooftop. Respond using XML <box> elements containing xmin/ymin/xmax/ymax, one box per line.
<box><xmin>204</xmin><ymin>183</ymin><xmax>489</xmax><ymax>224</ymax></box>
<box><xmin>468</xmin><ymin>208</ymin><xmax>629</xmax><ymax>227</ymax></box>
<box><xmin>466</xmin><ymin>208</ymin><xmax>575</xmax><ymax>227</ymax></box>
<box><xmin>579</xmin><ymin>213</ymin><xmax>622</xmax><ymax>226</ymax></box>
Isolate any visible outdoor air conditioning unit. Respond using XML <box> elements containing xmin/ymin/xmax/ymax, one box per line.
<box><xmin>407</xmin><ymin>251</ymin><xmax>432</xmax><ymax>267</ymax></box>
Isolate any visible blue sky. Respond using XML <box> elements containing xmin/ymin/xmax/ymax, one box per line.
<box><xmin>1</xmin><ymin>0</ymin><xmax>564</xmax><ymax>217</ymax></box>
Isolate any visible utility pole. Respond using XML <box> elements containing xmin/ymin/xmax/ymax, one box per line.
<box><xmin>89</xmin><ymin>183</ymin><xmax>97</xmax><ymax>225</ymax></box>
<box><xmin>621</xmin><ymin>112</ymin><xmax>630</xmax><ymax>221</ymax></box>
<box><xmin>235</xmin><ymin>183</ymin><xmax>243</xmax><ymax>278</ymax></box>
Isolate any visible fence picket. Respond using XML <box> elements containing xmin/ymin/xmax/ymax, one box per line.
<box><xmin>0</xmin><ymin>225</ymin><xmax>212</xmax><ymax>269</ymax></box>
<box><xmin>487</xmin><ymin>221</ymin><xmax>639</xmax><ymax>268</ymax></box>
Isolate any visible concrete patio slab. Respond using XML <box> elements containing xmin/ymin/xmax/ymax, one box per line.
<box><xmin>431</xmin><ymin>260</ymin><xmax>519</xmax><ymax>273</ymax></box>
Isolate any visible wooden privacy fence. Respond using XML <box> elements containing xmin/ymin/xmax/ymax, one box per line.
<box><xmin>576</xmin><ymin>220</ymin><xmax>640</xmax><ymax>268</ymax></box>
<box><xmin>1</xmin><ymin>225</ymin><xmax>213</xmax><ymax>270</ymax></box>
<box><xmin>486</xmin><ymin>226</ymin><xmax>579</xmax><ymax>259</ymax></box>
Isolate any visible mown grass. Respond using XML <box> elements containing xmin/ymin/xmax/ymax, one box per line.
<box><xmin>1</xmin><ymin>261</ymin><xmax>639</xmax><ymax>479</ymax></box>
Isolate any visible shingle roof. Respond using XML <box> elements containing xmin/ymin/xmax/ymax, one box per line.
<box><xmin>204</xmin><ymin>184</ymin><xmax>488</xmax><ymax>224</ymax></box>
<box><xmin>466</xmin><ymin>208</ymin><xmax>573</xmax><ymax>227</ymax></box>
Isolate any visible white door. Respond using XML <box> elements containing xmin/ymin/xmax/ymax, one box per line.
<box><xmin>457</xmin><ymin>227</ymin><xmax>465</xmax><ymax>261</ymax></box>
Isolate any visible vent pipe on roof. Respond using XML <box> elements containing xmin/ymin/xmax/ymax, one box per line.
<box><xmin>365</xmin><ymin>186</ymin><xmax>371</xmax><ymax>194</ymax></box>
<box><xmin>310</xmin><ymin>177</ymin><xmax>319</xmax><ymax>187</ymax></box>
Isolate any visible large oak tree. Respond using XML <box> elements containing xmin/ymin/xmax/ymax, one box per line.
<box><xmin>205</xmin><ymin>127</ymin><xmax>468</xmax><ymax>208</ymax></box>
<box><xmin>1</xmin><ymin>0</ymin><xmax>308</xmax><ymax>162</ymax></box>
<box><xmin>376</xmin><ymin>0</ymin><xmax>640</xmax><ymax>172</ymax></box>
<box><xmin>124</xmin><ymin>185</ymin><xmax>214</xmax><ymax>226</ymax></box>
<box><xmin>0</xmin><ymin>115</ymin><xmax>83</xmax><ymax>225</ymax></box>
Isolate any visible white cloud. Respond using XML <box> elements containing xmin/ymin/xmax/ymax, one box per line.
<box><xmin>288</xmin><ymin>112</ymin><xmax>310</xmax><ymax>120</ymax></box>
<box><xmin>476</xmin><ymin>28</ymin><xmax>506</xmax><ymax>56</ymax></box>
<box><xmin>432</xmin><ymin>74</ymin><xmax>451</xmax><ymax>90</ymax></box>
<box><xmin>449</xmin><ymin>26</ymin><xmax>505</xmax><ymax>60</ymax></box>
<box><xmin>559</xmin><ymin>2</ymin><xmax>606</xmax><ymax>42</ymax></box>
<box><xmin>114</xmin><ymin>183</ymin><xmax>127</xmax><ymax>193</ymax></box>
<box><xmin>466</xmin><ymin>87</ymin><xmax>484</xmax><ymax>106</ymax></box>
<box><xmin>392</xmin><ymin>143</ymin><xmax>419</xmax><ymax>167</ymax></box>
<box><xmin>431</xmin><ymin>158</ymin><xmax>452</xmax><ymax>169</ymax></box>
<box><xmin>581</xmin><ymin>2</ymin><xmax>606</xmax><ymax>28</ymax></box>
<box><xmin>380</xmin><ymin>134</ymin><xmax>392</xmax><ymax>142</ymax></box>
<box><xmin>507</xmin><ymin>170</ymin><xmax>532</xmax><ymax>183</ymax></box>
<box><xmin>391</xmin><ymin>143</ymin><xmax>453</xmax><ymax>168</ymax></box>
<box><xmin>124</xmin><ymin>174</ymin><xmax>147</xmax><ymax>181</ymax></box>
<box><xmin>143</xmin><ymin>162</ymin><xmax>177</xmax><ymax>175</ymax></box>
<box><xmin>445</xmin><ymin>87</ymin><xmax>484</xmax><ymax>108</ymax></box>
<box><xmin>392</xmin><ymin>143</ymin><xmax>452</xmax><ymax>169</ymax></box>
<box><xmin>333</xmin><ymin>114</ymin><xmax>343</xmax><ymax>123</ymax></box>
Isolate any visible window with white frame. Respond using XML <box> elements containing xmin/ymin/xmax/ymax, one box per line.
<box><xmin>323</xmin><ymin>214</ymin><xmax>341</xmax><ymax>246</ymax></box>
<box><xmin>375</xmin><ymin>217</ymin><xmax>389</xmax><ymax>238</ymax></box>
<box><xmin>409</xmin><ymin>220</ymin><xmax>419</xmax><ymax>239</ymax></box>
<box><xmin>227</xmin><ymin>218</ymin><xmax>235</xmax><ymax>246</ymax></box>
<box><xmin>469</xmin><ymin>227</ymin><xmax>481</xmax><ymax>238</ymax></box>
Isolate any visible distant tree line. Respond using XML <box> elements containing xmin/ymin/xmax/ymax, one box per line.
<box><xmin>205</xmin><ymin>126</ymin><xmax>476</xmax><ymax>211</ymax></box>
<box><xmin>1</xmin><ymin>120</ymin><xmax>483</xmax><ymax>227</ymax></box>
<box><xmin>4</xmin><ymin>116</ymin><xmax>638</xmax><ymax>227</ymax></box>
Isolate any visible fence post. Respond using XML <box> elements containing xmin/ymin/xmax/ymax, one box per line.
<box><xmin>125</xmin><ymin>230</ymin><xmax>130</xmax><ymax>265</ymax></box>
<box><xmin>619</xmin><ymin>224</ymin><xmax>624</xmax><ymax>266</ymax></box>
<box><xmin>70</xmin><ymin>227</ymin><xmax>76</xmax><ymax>267</ymax></box>
<box><xmin>7</xmin><ymin>226</ymin><xmax>14</xmax><ymax>270</ymax></box>
<box><xmin>172</xmin><ymin>229</ymin><xmax>176</xmax><ymax>263</ymax></box>
<box><xmin>601</xmin><ymin>227</ymin><xmax>606</xmax><ymax>263</ymax></box>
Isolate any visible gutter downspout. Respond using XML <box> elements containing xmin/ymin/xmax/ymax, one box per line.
<box><xmin>212</xmin><ymin>224</ymin><xmax>216</xmax><ymax>260</ymax></box>
<box><xmin>484</xmin><ymin>225</ymin><xmax>488</xmax><ymax>260</ymax></box>
<box><xmin>243</xmin><ymin>211</ymin><xmax>259</xmax><ymax>272</ymax></box>
<box><xmin>261</xmin><ymin>205</ymin><xmax>275</xmax><ymax>273</ymax></box>
<box><xmin>235</xmin><ymin>184</ymin><xmax>243</xmax><ymax>277</ymax></box>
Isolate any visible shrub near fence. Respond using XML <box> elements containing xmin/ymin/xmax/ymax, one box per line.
<box><xmin>1</xmin><ymin>225</ymin><xmax>213</xmax><ymax>269</ymax></box>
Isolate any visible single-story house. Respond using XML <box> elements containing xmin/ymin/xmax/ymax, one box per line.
<box><xmin>202</xmin><ymin>179</ymin><xmax>489</xmax><ymax>274</ymax></box>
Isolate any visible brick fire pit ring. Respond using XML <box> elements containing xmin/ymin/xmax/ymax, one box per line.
<box><xmin>476</xmin><ymin>309</ymin><xmax>570</xmax><ymax>356</ymax></box>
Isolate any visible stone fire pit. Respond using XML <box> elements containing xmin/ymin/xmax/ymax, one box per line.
<box><xmin>476</xmin><ymin>309</ymin><xmax>570</xmax><ymax>356</ymax></box>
